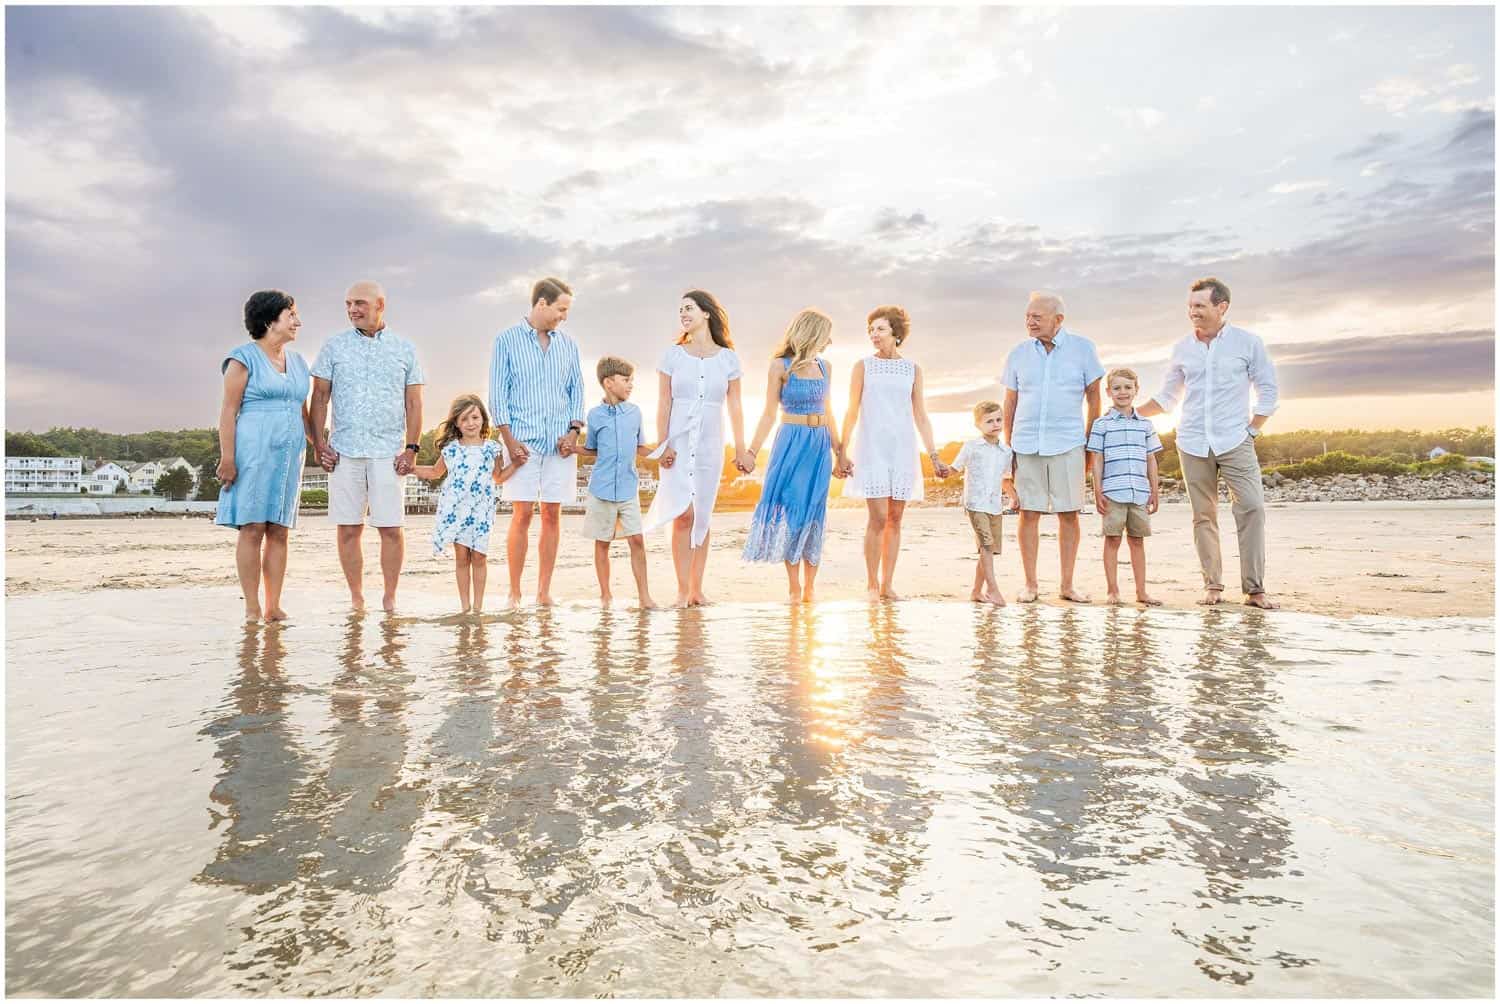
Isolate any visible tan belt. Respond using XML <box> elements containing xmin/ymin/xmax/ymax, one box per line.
<box><xmin>782</xmin><ymin>412</ymin><xmax>827</xmax><ymax>427</ymax></box>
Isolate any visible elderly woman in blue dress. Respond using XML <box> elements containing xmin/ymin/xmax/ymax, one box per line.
<box><xmin>215</xmin><ymin>290</ymin><xmax>318</xmax><ymax>621</ymax></box>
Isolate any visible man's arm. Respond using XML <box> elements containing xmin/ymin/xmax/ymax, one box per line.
<box><xmin>1138</xmin><ymin>355</ymin><xmax>1184</xmax><ymax>419</ymax></box>
<box><xmin>1002</xmin><ymin>388</ymin><xmax>1019</xmax><ymax>448</ymax></box>
<box><xmin>489</xmin><ymin>334</ymin><xmax>525</xmax><ymax>461</ymax></box>
<box><xmin>399</xmin><ymin>383</ymin><xmax>423</xmax><ymax>474</ymax></box>
<box><xmin>309</xmin><ymin>377</ymin><xmax>336</xmax><ymax>469</ymax></box>
<box><xmin>1084</xmin><ymin>377</ymin><xmax>1102</xmax><ymax>438</ymax></box>
<box><xmin>1249</xmin><ymin>335</ymin><xmax>1279</xmax><ymax>432</ymax></box>
<box><xmin>558</xmin><ymin>341</ymin><xmax>586</xmax><ymax>456</ymax></box>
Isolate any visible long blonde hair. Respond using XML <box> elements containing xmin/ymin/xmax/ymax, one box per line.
<box><xmin>435</xmin><ymin>393</ymin><xmax>492</xmax><ymax>452</ymax></box>
<box><xmin>770</xmin><ymin>308</ymin><xmax>832</xmax><ymax>374</ymax></box>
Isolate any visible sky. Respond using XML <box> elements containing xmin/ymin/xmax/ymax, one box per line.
<box><xmin>6</xmin><ymin>5</ymin><xmax>1495</xmax><ymax>443</ymax></box>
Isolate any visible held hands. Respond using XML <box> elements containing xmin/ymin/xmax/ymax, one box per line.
<box><xmin>216</xmin><ymin>457</ymin><xmax>237</xmax><ymax>487</ymax></box>
<box><xmin>317</xmin><ymin>442</ymin><xmax>338</xmax><ymax>472</ymax></box>
<box><xmin>394</xmin><ymin>449</ymin><xmax>416</xmax><ymax>476</ymax></box>
<box><xmin>505</xmin><ymin>437</ymin><xmax>530</xmax><ymax>466</ymax></box>
<box><xmin>659</xmin><ymin>446</ymin><xmax>677</xmax><ymax>469</ymax></box>
<box><xmin>835</xmin><ymin>455</ymin><xmax>854</xmax><ymax>478</ymax></box>
<box><xmin>734</xmin><ymin>448</ymin><xmax>755</xmax><ymax>474</ymax></box>
<box><xmin>1002</xmin><ymin>482</ymin><xmax>1020</xmax><ymax>511</ymax></box>
<box><xmin>932</xmin><ymin>459</ymin><xmax>953</xmax><ymax>479</ymax></box>
<box><xmin>557</xmin><ymin>430</ymin><xmax>581</xmax><ymax>457</ymax></box>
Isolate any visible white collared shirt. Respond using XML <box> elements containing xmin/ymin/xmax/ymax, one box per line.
<box><xmin>1153</xmin><ymin>323</ymin><xmax>1279</xmax><ymax>458</ymax></box>
<box><xmin>951</xmin><ymin>436</ymin><xmax>1016</xmax><ymax>515</ymax></box>
<box><xmin>1001</xmin><ymin>328</ymin><xmax>1106</xmax><ymax>456</ymax></box>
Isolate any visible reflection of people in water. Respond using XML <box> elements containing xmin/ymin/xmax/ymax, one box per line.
<box><xmin>1173</xmin><ymin>614</ymin><xmax>1295</xmax><ymax>984</ymax></box>
<box><xmin>198</xmin><ymin>622</ymin><xmax>316</xmax><ymax>891</ymax></box>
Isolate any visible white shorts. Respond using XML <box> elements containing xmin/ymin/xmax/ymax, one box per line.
<box><xmin>500</xmin><ymin>449</ymin><xmax>578</xmax><ymax>505</ymax></box>
<box><xmin>1015</xmin><ymin>446</ymin><xmax>1086</xmax><ymax>513</ymax></box>
<box><xmin>329</xmin><ymin>456</ymin><xmax>406</xmax><ymax>527</ymax></box>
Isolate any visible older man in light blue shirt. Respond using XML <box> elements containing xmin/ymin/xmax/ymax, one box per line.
<box><xmin>1001</xmin><ymin>291</ymin><xmax>1104</xmax><ymax>603</ymax></box>
<box><xmin>309</xmin><ymin>280</ymin><xmax>425</xmax><ymax>614</ymax></box>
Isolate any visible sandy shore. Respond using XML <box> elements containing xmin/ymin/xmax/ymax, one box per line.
<box><xmin>6</xmin><ymin>500</ymin><xmax>1492</xmax><ymax>618</ymax></box>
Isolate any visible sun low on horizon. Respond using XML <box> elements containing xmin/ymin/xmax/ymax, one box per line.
<box><xmin>5</xmin><ymin>5</ymin><xmax>1494</xmax><ymax>437</ymax></box>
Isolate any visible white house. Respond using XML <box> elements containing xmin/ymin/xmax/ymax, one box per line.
<box><xmin>1429</xmin><ymin>446</ymin><xmax>1449</xmax><ymax>460</ymax></box>
<box><xmin>127</xmin><ymin>457</ymin><xmax>200</xmax><ymax>494</ymax></box>
<box><xmin>5</xmin><ymin>456</ymin><xmax>83</xmax><ymax>494</ymax></box>
<box><xmin>300</xmin><ymin>469</ymin><xmax>329</xmax><ymax>493</ymax></box>
<box><xmin>82</xmin><ymin>461</ymin><xmax>131</xmax><ymax>494</ymax></box>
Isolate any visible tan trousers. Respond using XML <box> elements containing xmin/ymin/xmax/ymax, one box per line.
<box><xmin>1178</xmin><ymin>437</ymin><xmax>1266</xmax><ymax>595</ymax></box>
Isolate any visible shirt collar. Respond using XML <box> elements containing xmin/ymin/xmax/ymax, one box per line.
<box><xmin>1193</xmin><ymin>321</ymin><xmax>1230</xmax><ymax>345</ymax></box>
<box><xmin>353</xmin><ymin>325</ymin><xmax>386</xmax><ymax>340</ymax></box>
<box><xmin>1033</xmin><ymin>327</ymin><xmax>1068</xmax><ymax>349</ymax></box>
<box><xmin>598</xmin><ymin>398</ymin><xmax>626</xmax><ymax>413</ymax></box>
<box><xmin>521</xmin><ymin>316</ymin><xmax>566</xmax><ymax>342</ymax></box>
<box><xmin>1108</xmin><ymin>405</ymin><xmax>1139</xmax><ymax>419</ymax></box>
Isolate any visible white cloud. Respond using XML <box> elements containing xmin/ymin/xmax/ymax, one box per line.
<box><xmin>1361</xmin><ymin>161</ymin><xmax>1387</xmax><ymax>177</ymax></box>
<box><xmin>1424</xmin><ymin>96</ymin><xmax>1497</xmax><ymax>115</ymax></box>
<box><xmin>1269</xmin><ymin>180</ymin><xmax>1330</xmax><ymax>195</ymax></box>
<box><xmin>1110</xmin><ymin>106</ymin><xmax>1166</xmax><ymax>130</ymax></box>
<box><xmin>1198</xmin><ymin>95</ymin><xmax>1217</xmax><ymax>111</ymax></box>
<box><xmin>1361</xmin><ymin>77</ymin><xmax>1429</xmax><ymax>116</ymax></box>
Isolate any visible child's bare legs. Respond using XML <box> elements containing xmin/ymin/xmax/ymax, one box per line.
<box><xmin>977</xmin><ymin>550</ymin><xmax>1006</xmax><ymax>606</ymax></box>
<box><xmin>783</xmin><ymin>560</ymin><xmax>802</xmax><ymax>603</ymax></box>
<box><xmin>594</xmin><ymin>539</ymin><xmax>613</xmax><ymax>608</ymax></box>
<box><xmin>971</xmin><ymin>559</ymin><xmax>987</xmax><ymax>602</ymax></box>
<box><xmin>453</xmin><ymin>544</ymin><xmax>474</xmax><ymax>612</ymax></box>
<box><xmin>262</xmin><ymin>524</ymin><xmax>290</xmax><ymax>620</ymax></box>
<box><xmin>235</xmin><ymin>523</ymin><xmax>267</xmax><ymax>620</ymax></box>
<box><xmin>1128</xmin><ymin>535</ymin><xmax>1160</xmax><ymax>605</ymax></box>
<box><xmin>626</xmin><ymin>535</ymin><xmax>654</xmax><ymax>608</ymax></box>
<box><xmin>1102</xmin><ymin>534</ymin><xmax>1123</xmax><ymax>604</ymax></box>
<box><xmin>469</xmin><ymin>549</ymin><xmax>488</xmax><ymax>611</ymax></box>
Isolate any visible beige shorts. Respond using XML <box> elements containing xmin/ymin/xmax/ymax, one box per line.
<box><xmin>582</xmin><ymin>494</ymin><xmax>643</xmax><ymax>541</ymax></box>
<box><xmin>1101</xmin><ymin>500</ymin><xmax>1152</xmax><ymax>537</ymax></box>
<box><xmin>329</xmin><ymin>456</ymin><xmax>405</xmax><ymax>527</ymax></box>
<box><xmin>1015</xmin><ymin>446</ymin><xmax>1085</xmax><ymax>513</ymax></box>
<box><xmin>500</xmin><ymin>449</ymin><xmax>578</xmax><ymax>505</ymax></box>
<box><xmin>967</xmin><ymin>510</ymin><xmax>1004</xmax><ymax>554</ymax></box>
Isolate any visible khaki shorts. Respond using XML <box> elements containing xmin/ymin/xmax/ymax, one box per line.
<box><xmin>582</xmin><ymin>494</ymin><xmax>643</xmax><ymax>541</ymax></box>
<box><xmin>329</xmin><ymin>456</ymin><xmax>405</xmax><ymax>527</ymax></box>
<box><xmin>967</xmin><ymin>510</ymin><xmax>1004</xmax><ymax>554</ymax></box>
<box><xmin>1015</xmin><ymin>446</ymin><xmax>1085</xmax><ymax>513</ymax></box>
<box><xmin>1101</xmin><ymin>500</ymin><xmax>1152</xmax><ymax>537</ymax></box>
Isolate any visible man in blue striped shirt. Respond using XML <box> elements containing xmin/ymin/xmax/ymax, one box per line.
<box><xmin>1086</xmin><ymin>367</ymin><xmax>1164</xmax><ymax>606</ymax></box>
<box><xmin>488</xmin><ymin>277</ymin><xmax>585</xmax><ymax>607</ymax></box>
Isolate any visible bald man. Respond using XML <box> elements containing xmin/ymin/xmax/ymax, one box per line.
<box><xmin>309</xmin><ymin>280</ymin><xmax>425</xmax><ymax>613</ymax></box>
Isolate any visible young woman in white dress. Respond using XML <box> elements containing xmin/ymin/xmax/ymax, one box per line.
<box><xmin>643</xmin><ymin>290</ymin><xmax>753</xmax><ymax>607</ymax></box>
<box><xmin>838</xmin><ymin>305</ymin><xmax>951</xmax><ymax>601</ymax></box>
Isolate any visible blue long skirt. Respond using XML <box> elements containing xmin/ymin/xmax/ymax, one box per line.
<box><xmin>742</xmin><ymin>424</ymin><xmax>832</xmax><ymax>565</ymax></box>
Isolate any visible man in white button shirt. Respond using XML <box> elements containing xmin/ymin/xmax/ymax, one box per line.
<box><xmin>1002</xmin><ymin>291</ymin><xmax>1104</xmax><ymax>603</ymax></box>
<box><xmin>1138</xmin><ymin>277</ymin><xmax>1280</xmax><ymax>609</ymax></box>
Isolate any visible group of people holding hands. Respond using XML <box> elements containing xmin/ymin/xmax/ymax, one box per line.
<box><xmin>215</xmin><ymin>274</ymin><xmax>1282</xmax><ymax>620</ymax></box>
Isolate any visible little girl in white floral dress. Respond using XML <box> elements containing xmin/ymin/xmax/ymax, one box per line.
<box><xmin>414</xmin><ymin>394</ymin><xmax>523</xmax><ymax>612</ymax></box>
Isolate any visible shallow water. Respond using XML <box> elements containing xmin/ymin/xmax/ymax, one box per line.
<box><xmin>6</xmin><ymin>593</ymin><xmax>1494</xmax><ymax>996</ymax></box>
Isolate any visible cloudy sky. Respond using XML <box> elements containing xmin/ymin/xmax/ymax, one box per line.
<box><xmin>7</xmin><ymin>5</ymin><xmax>1495</xmax><ymax>442</ymax></box>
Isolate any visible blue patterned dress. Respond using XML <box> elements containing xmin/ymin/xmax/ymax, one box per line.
<box><xmin>216</xmin><ymin>343</ymin><xmax>310</xmax><ymax>530</ymax></box>
<box><xmin>742</xmin><ymin>357</ymin><xmax>833</xmax><ymax>564</ymax></box>
<box><xmin>432</xmin><ymin>439</ymin><xmax>501</xmax><ymax>556</ymax></box>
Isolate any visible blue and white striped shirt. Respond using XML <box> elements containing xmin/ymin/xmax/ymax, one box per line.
<box><xmin>1086</xmin><ymin>407</ymin><xmax>1164</xmax><ymax>505</ymax></box>
<box><xmin>488</xmin><ymin>318</ymin><xmax>586</xmax><ymax>456</ymax></box>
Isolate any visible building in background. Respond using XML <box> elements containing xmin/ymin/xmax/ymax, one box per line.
<box><xmin>5</xmin><ymin>456</ymin><xmax>83</xmax><ymax>494</ymax></box>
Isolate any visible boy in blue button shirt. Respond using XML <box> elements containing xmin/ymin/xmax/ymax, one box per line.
<box><xmin>1086</xmin><ymin>367</ymin><xmax>1164</xmax><ymax>606</ymax></box>
<box><xmin>577</xmin><ymin>356</ymin><xmax>658</xmax><ymax>608</ymax></box>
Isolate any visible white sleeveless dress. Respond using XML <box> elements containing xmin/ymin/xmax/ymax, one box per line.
<box><xmin>643</xmin><ymin>344</ymin><xmax>743</xmax><ymax>546</ymax></box>
<box><xmin>844</xmin><ymin>355</ymin><xmax>924</xmax><ymax>502</ymax></box>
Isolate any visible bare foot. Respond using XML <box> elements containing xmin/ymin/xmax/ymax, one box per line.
<box><xmin>244</xmin><ymin>606</ymin><xmax>263</xmax><ymax>622</ymax></box>
<box><xmin>1136</xmin><ymin>594</ymin><xmax>1163</xmax><ymax>607</ymax></box>
<box><xmin>787</xmin><ymin>586</ymin><xmax>802</xmax><ymax>605</ymax></box>
<box><xmin>1059</xmin><ymin>587</ymin><xmax>1092</xmax><ymax>604</ymax></box>
<box><xmin>459</xmin><ymin>604</ymin><xmax>472</xmax><ymax>614</ymax></box>
<box><xmin>1197</xmin><ymin>589</ymin><xmax>1225</xmax><ymax>606</ymax></box>
<box><xmin>472</xmin><ymin>604</ymin><xmax>484</xmax><ymax>614</ymax></box>
<box><xmin>535</xmin><ymin>593</ymin><xmax>554</xmax><ymax>607</ymax></box>
<box><xmin>970</xmin><ymin>589</ymin><xmax>985</xmax><ymax>603</ymax></box>
<box><xmin>1244</xmin><ymin>592</ymin><xmax>1280</xmax><ymax>610</ymax></box>
<box><xmin>688</xmin><ymin>592</ymin><xmax>710</xmax><ymax>606</ymax></box>
<box><xmin>382</xmin><ymin>594</ymin><xmax>396</xmax><ymax>614</ymax></box>
<box><xmin>1017</xmin><ymin>586</ymin><xmax>1039</xmax><ymax>603</ymax></box>
<box><xmin>880</xmin><ymin>588</ymin><xmax>903</xmax><ymax>601</ymax></box>
<box><xmin>265</xmin><ymin>607</ymin><xmax>289</xmax><ymax>621</ymax></box>
<box><xmin>349</xmin><ymin>594</ymin><xmax>365</xmax><ymax>613</ymax></box>
<box><xmin>504</xmin><ymin>593</ymin><xmax>522</xmax><ymax>610</ymax></box>
<box><xmin>1106</xmin><ymin>592</ymin><xmax>1122</xmax><ymax>605</ymax></box>
<box><xmin>600</xmin><ymin>594</ymin><xmax>613</xmax><ymax>609</ymax></box>
<box><xmin>675</xmin><ymin>592</ymin><xmax>691</xmax><ymax>608</ymax></box>
<box><xmin>866</xmin><ymin>587</ymin><xmax>882</xmax><ymax>602</ymax></box>
<box><xmin>802</xmin><ymin>589</ymin><xmax>815</xmax><ymax>604</ymax></box>
<box><xmin>984</xmin><ymin>592</ymin><xmax>1007</xmax><ymax>607</ymax></box>
<box><xmin>638</xmin><ymin>596</ymin><xmax>659</xmax><ymax>610</ymax></box>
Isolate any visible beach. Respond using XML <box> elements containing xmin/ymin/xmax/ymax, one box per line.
<box><xmin>5</xmin><ymin>499</ymin><xmax>1495</xmax><ymax>995</ymax></box>
<box><xmin>7</xmin><ymin>500</ymin><xmax>1493</xmax><ymax>618</ymax></box>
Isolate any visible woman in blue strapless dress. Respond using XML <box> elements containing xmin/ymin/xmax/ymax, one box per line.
<box><xmin>215</xmin><ymin>289</ymin><xmax>317</xmax><ymax>622</ymax></box>
<box><xmin>742</xmin><ymin>309</ymin><xmax>848</xmax><ymax>603</ymax></box>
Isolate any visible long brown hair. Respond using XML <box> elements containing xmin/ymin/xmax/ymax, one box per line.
<box><xmin>436</xmin><ymin>393</ymin><xmax>492</xmax><ymax>452</ymax></box>
<box><xmin>678</xmin><ymin>289</ymin><xmax>734</xmax><ymax>349</ymax></box>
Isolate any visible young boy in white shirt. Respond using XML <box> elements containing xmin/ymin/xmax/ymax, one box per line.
<box><xmin>951</xmin><ymin>400</ymin><xmax>1020</xmax><ymax>606</ymax></box>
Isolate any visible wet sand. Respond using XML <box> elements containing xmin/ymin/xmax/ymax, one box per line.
<box><xmin>6</xmin><ymin>500</ymin><xmax>1493</xmax><ymax>618</ymax></box>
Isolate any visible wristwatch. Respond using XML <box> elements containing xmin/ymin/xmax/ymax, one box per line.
<box><xmin>405</xmin><ymin>442</ymin><xmax>419</xmax><ymax>452</ymax></box>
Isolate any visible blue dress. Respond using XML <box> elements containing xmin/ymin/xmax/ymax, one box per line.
<box><xmin>216</xmin><ymin>343</ymin><xmax>310</xmax><ymax>530</ymax></box>
<box><xmin>743</xmin><ymin>357</ymin><xmax>833</xmax><ymax>565</ymax></box>
<box><xmin>432</xmin><ymin>439</ymin><xmax>501</xmax><ymax>556</ymax></box>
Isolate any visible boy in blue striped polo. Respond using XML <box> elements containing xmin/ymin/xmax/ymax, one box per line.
<box><xmin>1086</xmin><ymin>368</ymin><xmax>1164</xmax><ymax>606</ymax></box>
<box><xmin>576</xmin><ymin>356</ymin><xmax>658</xmax><ymax>609</ymax></box>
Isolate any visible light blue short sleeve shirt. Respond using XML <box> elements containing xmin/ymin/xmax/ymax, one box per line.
<box><xmin>310</xmin><ymin>328</ymin><xmax>424</xmax><ymax>458</ymax></box>
<box><xmin>1001</xmin><ymin>328</ymin><xmax>1105</xmax><ymax>456</ymax></box>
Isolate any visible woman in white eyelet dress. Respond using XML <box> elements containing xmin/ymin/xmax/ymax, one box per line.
<box><xmin>838</xmin><ymin>305</ymin><xmax>952</xmax><ymax>601</ymax></box>
<box><xmin>643</xmin><ymin>290</ymin><xmax>753</xmax><ymax>607</ymax></box>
